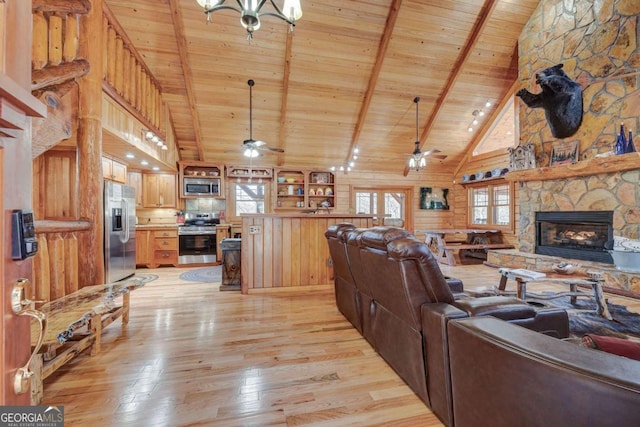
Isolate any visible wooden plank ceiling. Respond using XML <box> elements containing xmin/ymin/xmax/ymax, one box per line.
<box><xmin>105</xmin><ymin>0</ymin><xmax>539</xmax><ymax>174</ymax></box>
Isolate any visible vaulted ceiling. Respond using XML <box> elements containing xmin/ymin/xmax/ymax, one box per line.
<box><xmin>105</xmin><ymin>0</ymin><xmax>539</xmax><ymax>174</ymax></box>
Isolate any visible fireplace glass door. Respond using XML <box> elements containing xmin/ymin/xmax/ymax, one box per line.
<box><xmin>535</xmin><ymin>211</ymin><xmax>613</xmax><ymax>264</ymax></box>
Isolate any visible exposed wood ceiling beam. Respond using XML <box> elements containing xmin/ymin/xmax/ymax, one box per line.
<box><xmin>345</xmin><ymin>0</ymin><xmax>403</xmax><ymax>165</ymax></box>
<box><xmin>168</xmin><ymin>0</ymin><xmax>204</xmax><ymax>161</ymax></box>
<box><xmin>403</xmin><ymin>0</ymin><xmax>498</xmax><ymax>176</ymax></box>
<box><xmin>277</xmin><ymin>30</ymin><xmax>294</xmax><ymax>166</ymax></box>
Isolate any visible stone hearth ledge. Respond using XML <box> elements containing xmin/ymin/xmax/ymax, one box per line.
<box><xmin>487</xmin><ymin>249</ymin><xmax>640</xmax><ymax>299</ymax></box>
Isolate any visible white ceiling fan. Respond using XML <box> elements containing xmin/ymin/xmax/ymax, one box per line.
<box><xmin>228</xmin><ymin>79</ymin><xmax>285</xmax><ymax>158</ymax></box>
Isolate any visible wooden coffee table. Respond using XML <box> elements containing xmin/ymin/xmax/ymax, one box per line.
<box><xmin>497</xmin><ymin>268</ymin><xmax>612</xmax><ymax>320</ymax></box>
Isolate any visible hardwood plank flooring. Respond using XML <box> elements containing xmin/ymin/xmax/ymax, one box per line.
<box><xmin>41</xmin><ymin>264</ymin><xmax>640</xmax><ymax>426</ymax></box>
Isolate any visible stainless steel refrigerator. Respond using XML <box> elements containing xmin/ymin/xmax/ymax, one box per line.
<box><xmin>104</xmin><ymin>181</ymin><xmax>136</xmax><ymax>283</ymax></box>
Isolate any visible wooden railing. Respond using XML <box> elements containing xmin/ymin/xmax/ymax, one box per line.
<box><xmin>31</xmin><ymin>1</ymin><xmax>89</xmax><ymax>89</ymax></box>
<box><xmin>102</xmin><ymin>4</ymin><xmax>164</xmax><ymax>136</ymax></box>
<box><xmin>31</xmin><ymin>220</ymin><xmax>91</xmax><ymax>303</ymax></box>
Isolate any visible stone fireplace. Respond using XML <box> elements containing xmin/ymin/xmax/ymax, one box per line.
<box><xmin>535</xmin><ymin>210</ymin><xmax>613</xmax><ymax>264</ymax></box>
<box><xmin>487</xmin><ymin>158</ymin><xmax>640</xmax><ymax>296</ymax></box>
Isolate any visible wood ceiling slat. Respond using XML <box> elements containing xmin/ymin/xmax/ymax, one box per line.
<box><xmin>105</xmin><ymin>0</ymin><xmax>540</xmax><ymax>172</ymax></box>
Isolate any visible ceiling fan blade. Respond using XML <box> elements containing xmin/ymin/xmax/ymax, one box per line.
<box><xmin>262</xmin><ymin>146</ymin><xmax>285</xmax><ymax>153</ymax></box>
<box><xmin>253</xmin><ymin>140</ymin><xmax>266</xmax><ymax>147</ymax></box>
<box><xmin>431</xmin><ymin>154</ymin><xmax>448</xmax><ymax>160</ymax></box>
<box><xmin>422</xmin><ymin>149</ymin><xmax>442</xmax><ymax>156</ymax></box>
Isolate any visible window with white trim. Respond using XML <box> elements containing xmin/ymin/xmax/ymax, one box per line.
<box><xmin>469</xmin><ymin>183</ymin><xmax>512</xmax><ymax>228</ymax></box>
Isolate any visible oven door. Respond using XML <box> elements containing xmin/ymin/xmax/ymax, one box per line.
<box><xmin>178</xmin><ymin>233</ymin><xmax>217</xmax><ymax>264</ymax></box>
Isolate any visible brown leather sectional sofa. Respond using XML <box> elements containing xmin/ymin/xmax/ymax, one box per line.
<box><xmin>325</xmin><ymin>224</ymin><xmax>570</xmax><ymax>426</ymax></box>
<box><xmin>447</xmin><ymin>317</ymin><xmax>640</xmax><ymax>426</ymax></box>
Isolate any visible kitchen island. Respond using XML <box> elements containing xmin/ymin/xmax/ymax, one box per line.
<box><xmin>241</xmin><ymin>214</ymin><xmax>374</xmax><ymax>293</ymax></box>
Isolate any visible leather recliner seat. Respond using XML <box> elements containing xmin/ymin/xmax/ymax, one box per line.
<box><xmin>326</xmin><ymin>225</ymin><xmax>569</xmax><ymax>427</ymax></box>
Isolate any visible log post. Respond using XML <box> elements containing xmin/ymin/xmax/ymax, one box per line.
<box><xmin>77</xmin><ymin>0</ymin><xmax>104</xmax><ymax>286</ymax></box>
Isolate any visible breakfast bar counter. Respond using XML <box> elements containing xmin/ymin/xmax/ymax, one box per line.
<box><xmin>240</xmin><ymin>214</ymin><xmax>374</xmax><ymax>293</ymax></box>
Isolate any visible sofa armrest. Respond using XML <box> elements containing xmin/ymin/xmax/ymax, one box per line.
<box><xmin>448</xmin><ymin>317</ymin><xmax>640</xmax><ymax>427</ymax></box>
<box><xmin>452</xmin><ymin>295</ymin><xmax>535</xmax><ymax>320</ymax></box>
<box><xmin>421</xmin><ymin>303</ymin><xmax>468</xmax><ymax>426</ymax></box>
<box><xmin>444</xmin><ymin>276</ymin><xmax>463</xmax><ymax>293</ymax></box>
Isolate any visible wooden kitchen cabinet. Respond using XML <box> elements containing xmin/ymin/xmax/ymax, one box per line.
<box><xmin>135</xmin><ymin>230</ymin><xmax>152</xmax><ymax>266</ymax></box>
<box><xmin>151</xmin><ymin>229</ymin><xmax>178</xmax><ymax>267</ymax></box>
<box><xmin>127</xmin><ymin>171</ymin><xmax>143</xmax><ymax>208</ymax></box>
<box><xmin>136</xmin><ymin>227</ymin><xmax>178</xmax><ymax>267</ymax></box>
<box><xmin>142</xmin><ymin>173</ymin><xmax>177</xmax><ymax>207</ymax></box>
<box><xmin>102</xmin><ymin>156</ymin><xmax>127</xmax><ymax>183</ymax></box>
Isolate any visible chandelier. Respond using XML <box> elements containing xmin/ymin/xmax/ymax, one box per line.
<box><xmin>195</xmin><ymin>0</ymin><xmax>303</xmax><ymax>40</ymax></box>
<box><xmin>408</xmin><ymin>97</ymin><xmax>426</xmax><ymax>172</ymax></box>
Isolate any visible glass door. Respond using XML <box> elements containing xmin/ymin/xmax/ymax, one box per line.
<box><xmin>354</xmin><ymin>188</ymin><xmax>408</xmax><ymax>228</ymax></box>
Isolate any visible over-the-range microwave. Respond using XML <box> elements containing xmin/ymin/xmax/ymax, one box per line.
<box><xmin>183</xmin><ymin>177</ymin><xmax>221</xmax><ymax>197</ymax></box>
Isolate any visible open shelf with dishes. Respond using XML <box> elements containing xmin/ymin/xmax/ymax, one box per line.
<box><xmin>274</xmin><ymin>169</ymin><xmax>336</xmax><ymax>211</ymax></box>
<box><xmin>307</xmin><ymin>171</ymin><xmax>335</xmax><ymax>210</ymax></box>
<box><xmin>227</xmin><ymin>165</ymin><xmax>273</xmax><ymax>180</ymax></box>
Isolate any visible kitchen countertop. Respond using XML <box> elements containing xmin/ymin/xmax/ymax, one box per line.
<box><xmin>135</xmin><ymin>224</ymin><xmax>179</xmax><ymax>230</ymax></box>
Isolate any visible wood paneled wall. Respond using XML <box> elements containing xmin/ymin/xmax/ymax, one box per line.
<box><xmin>32</xmin><ymin>149</ymin><xmax>78</xmax><ymax>220</ymax></box>
<box><xmin>31</xmin><ymin>220</ymin><xmax>91</xmax><ymax>303</ymax></box>
<box><xmin>332</xmin><ymin>169</ymin><xmax>456</xmax><ymax>234</ymax></box>
<box><xmin>241</xmin><ymin>215</ymin><xmax>373</xmax><ymax>292</ymax></box>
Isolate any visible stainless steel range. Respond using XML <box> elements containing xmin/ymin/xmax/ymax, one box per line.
<box><xmin>178</xmin><ymin>212</ymin><xmax>220</xmax><ymax>265</ymax></box>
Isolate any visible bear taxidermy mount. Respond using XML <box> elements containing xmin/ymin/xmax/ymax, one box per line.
<box><xmin>516</xmin><ymin>63</ymin><xmax>583</xmax><ymax>139</ymax></box>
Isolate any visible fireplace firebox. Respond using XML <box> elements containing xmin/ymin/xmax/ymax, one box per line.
<box><xmin>535</xmin><ymin>211</ymin><xmax>613</xmax><ymax>264</ymax></box>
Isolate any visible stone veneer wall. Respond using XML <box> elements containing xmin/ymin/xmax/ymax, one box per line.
<box><xmin>516</xmin><ymin>0</ymin><xmax>640</xmax><ymax>245</ymax></box>
<box><xmin>518</xmin><ymin>169</ymin><xmax>640</xmax><ymax>251</ymax></box>
<box><xmin>518</xmin><ymin>0</ymin><xmax>640</xmax><ymax>165</ymax></box>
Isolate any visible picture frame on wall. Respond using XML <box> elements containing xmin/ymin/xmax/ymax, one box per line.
<box><xmin>550</xmin><ymin>140</ymin><xmax>579</xmax><ymax>166</ymax></box>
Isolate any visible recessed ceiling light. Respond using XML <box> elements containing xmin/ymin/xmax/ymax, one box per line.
<box><xmin>125</xmin><ymin>153</ymin><xmax>135</xmax><ymax>159</ymax></box>
<box><xmin>152</xmin><ymin>166</ymin><xmax>160</xmax><ymax>171</ymax></box>
<box><xmin>141</xmin><ymin>160</ymin><xmax>149</xmax><ymax>165</ymax></box>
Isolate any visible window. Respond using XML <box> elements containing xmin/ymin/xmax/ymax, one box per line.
<box><xmin>353</xmin><ymin>187</ymin><xmax>411</xmax><ymax>228</ymax></box>
<box><xmin>235</xmin><ymin>183</ymin><xmax>266</xmax><ymax>216</ymax></box>
<box><xmin>472</xmin><ymin>94</ymin><xmax>518</xmax><ymax>157</ymax></box>
<box><xmin>469</xmin><ymin>183</ymin><xmax>512</xmax><ymax>228</ymax></box>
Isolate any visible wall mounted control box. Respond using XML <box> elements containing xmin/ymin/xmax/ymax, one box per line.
<box><xmin>12</xmin><ymin>209</ymin><xmax>38</xmax><ymax>260</ymax></box>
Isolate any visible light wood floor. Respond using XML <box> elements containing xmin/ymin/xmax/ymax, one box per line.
<box><xmin>41</xmin><ymin>264</ymin><xmax>640</xmax><ymax>426</ymax></box>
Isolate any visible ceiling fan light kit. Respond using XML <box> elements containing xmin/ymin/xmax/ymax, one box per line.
<box><xmin>225</xmin><ymin>79</ymin><xmax>285</xmax><ymax>158</ymax></box>
<box><xmin>196</xmin><ymin>0</ymin><xmax>303</xmax><ymax>40</ymax></box>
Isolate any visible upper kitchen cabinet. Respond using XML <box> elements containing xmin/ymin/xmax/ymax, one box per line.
<box><xmin>102</xmin><ymin>156</ymin><xmax>127</xmax><ymax>183</ymax></box>
<box><xmin>178</xmin><ymin>161</ymin><xmax>225</xmax><ymax>198</ymax></box>
<box><xmin>142</xmin><ymin>173</ymin><xmax>177</xmax><ymax>208</ymax></box>
<box><xmin>127</xmin><ymin>170</ymin><xmax>143</xmax><ymax>208</ymax></box>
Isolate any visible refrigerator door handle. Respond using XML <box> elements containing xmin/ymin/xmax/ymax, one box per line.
<box><xmin>120</xmin><ymin>198</ymin><xmax>130</xmax><ymax>244</ymax></box>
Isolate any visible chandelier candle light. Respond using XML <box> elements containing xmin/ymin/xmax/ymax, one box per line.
<box><xmin>196</xmin><ymin>0</ymin><xmax>303</xmax><ymax>40</ymax></box>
